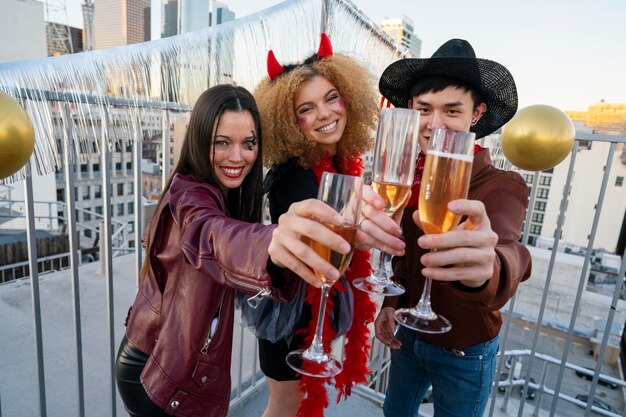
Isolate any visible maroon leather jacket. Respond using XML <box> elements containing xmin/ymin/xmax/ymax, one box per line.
<box><xmin>125</xmin><ymin>173</ymin><xmax>298</xmax><ymax>417</ymax></box>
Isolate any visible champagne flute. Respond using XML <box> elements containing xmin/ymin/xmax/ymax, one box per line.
<box><xmin>394</xmin><ymin>128</ymin><xmax>475</xmax><ymax>333</ymax></box>
<box><xmin>286</xmin><ymin>172</ymin><xmax>363</xmax><ymax>377</ymax></box>
<box><xmin>353</xmin><ymin>108</ymin><xmax>420</xmax><ymax>296</ymax></box>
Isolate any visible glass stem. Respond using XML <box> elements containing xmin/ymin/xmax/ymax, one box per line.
<box><xmin>308</xmin><ymin>283</ymin><xmax>331</xmax><ymax>357</ymax></box>
<box><xmin>372</xmin><ymin>250</ymin><xmax>388</xmax><ymax>282</ymax></box>
<box><xmin>416</xmin><ymin>277</ymin><xmax>433</xmax><ymax>314</ymax></box>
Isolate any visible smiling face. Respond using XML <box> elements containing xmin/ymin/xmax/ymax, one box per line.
<box><xmin>210</xmin><ymin>110</ymin><xmax>259</xmax><ymax>191</ymax></box>
<box><xmin>409</xmin><ymin>86</ymin><xmax>486</xmax><ymax>151</ymax></box>
<box><xmin>293</xmin><ymin>75</ymin><xmax>347</xmax><ymax>155</ymax></box>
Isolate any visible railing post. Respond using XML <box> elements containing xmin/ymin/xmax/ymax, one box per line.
<box><xmin>62</xmin><ymin>103</ymin><xmax>86</xmax><ymax>417</ymax></box>
<box><xmin>23</xmin><ymin>168</ymin><xmax>47</xmax><ymax>417</ymax></box>
<box><xmin>100</xmin><ymin>106</ymin><xmax>117</xmax><ymax>417</ymax></box>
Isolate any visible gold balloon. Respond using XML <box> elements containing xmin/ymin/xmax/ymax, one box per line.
<box><xmin>500</xmin><ymin>104</ymin><xmax>575</xmax><ymax>171</ymax></box>
<box><xmin>0</xmin><ymin>91</ymin><xmax>35</xmax><ymax>179</ymax></box>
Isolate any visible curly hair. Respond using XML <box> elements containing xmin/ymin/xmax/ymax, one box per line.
<box><xmin>254</xmin><ymin>53</ymin><xmax>378</xmax><ymax>168</ymax></box>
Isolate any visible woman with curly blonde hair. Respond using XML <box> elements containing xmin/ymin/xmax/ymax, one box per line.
<box><xmin>245</xmin><ymin>34</ymin><xmax>400</xmax><ymax>417</ymax></box>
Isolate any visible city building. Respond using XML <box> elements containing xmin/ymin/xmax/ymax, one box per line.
<box><xmin>0</xmin><ymin>0</ymin><xmax>47</xmax><ymax>62</ymax></box>
<box><xmin>380</xmin><ymin>15</ymin><xmax>421</xmax><ymax>58</ymax></box>
<box><xmin>567</xmin><ymin>101</ymin><xmax>626</xmax><ymax>136</ymax></box>
<box><xmin>519</xmin><ymin>125</ymin><xmax>626</xmax><ymax>256</ymax></box>
<box><xmin>46</xmin><ymin>22</ymin><xmax>83</xmax><ymax>56</ymax></box>
<box><xmin>161</xmin><ymin>0</ymin><xmax>234</xmax><ymax>37</ymax></box>
<box><xmin>94</xmin><ymin>0</ymin><xmax>150</xmax><ymax>49</ymax></box>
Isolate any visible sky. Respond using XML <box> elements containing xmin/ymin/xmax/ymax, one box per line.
<box><xmin>64</xmin><ymin>0</ymin><xmax>626</xmax><ymax>112</ymax></box>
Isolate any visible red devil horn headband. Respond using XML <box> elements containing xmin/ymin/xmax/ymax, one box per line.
<box><xmin>267</xmin><ymin>33</ymin><xmax>334</xmax><ymax>80</ymax></box>
<box><xmin>267</xmin><ymin>50</ymin><xmax>284</xmax><ymax>81</ymax></box>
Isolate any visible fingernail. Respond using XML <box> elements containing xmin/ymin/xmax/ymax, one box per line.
<box><xmin>329</xmin><ymin>269</ymin><xmax>340</xmax><ymax>280</ymax></box>
<box><xmin>448</xmin><ymin>201</ymin><xmax>460</xmax><ymax>212</ymax></box>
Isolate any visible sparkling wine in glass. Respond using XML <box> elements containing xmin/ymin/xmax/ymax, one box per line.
<box><xmin>353</xmin><ymin>108</ymin><xmax>420</xmax><ymax>296</ymax></box>
<box><xmin>286</xmin><ymin>172</ymin><xmax>362</xmax><ymax>377</ymax></box>
<box><xmin>394</xmin><ymin>128</ymin><xmax>475</xmax><ymax>333</ymax></box>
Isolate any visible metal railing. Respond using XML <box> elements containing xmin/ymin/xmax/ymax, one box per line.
<box><xmin>1</xmin><ymin>101</ymin><xmax>626</xmax><ymax>417</ymax></box>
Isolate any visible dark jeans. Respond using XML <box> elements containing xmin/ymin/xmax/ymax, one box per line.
<box><xmin>383</xmin><ymin>327</ymin><xmax>499</xmax><ymax>417</ymax></box>
<box><xmin>115</xmin><ymin>336</ymin><xmax>169</xmax><ymax>417</ymax></box>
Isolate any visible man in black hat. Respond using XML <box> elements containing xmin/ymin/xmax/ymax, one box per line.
<box><xmin>374</xmin><ymin>39</ymin><xmax>533</xmax><ymax>417</ymax></box>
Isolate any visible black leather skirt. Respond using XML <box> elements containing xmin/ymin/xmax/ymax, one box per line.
<box><xmin>115</xmin><ymin>336</ymin><xmax>169</xmax><ymax>417</ymax></box>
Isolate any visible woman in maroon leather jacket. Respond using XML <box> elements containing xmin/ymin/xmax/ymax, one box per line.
<box><xmin>114</xmin><ymin>85</ymin><xmax>368</xmax><ymax>417</ymax></box>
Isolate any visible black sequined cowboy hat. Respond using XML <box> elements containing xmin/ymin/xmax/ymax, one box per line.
<box><xmin>379</xmin><ymin>38</ymin><xmax>518</xmax><ymax>138</ymax></box>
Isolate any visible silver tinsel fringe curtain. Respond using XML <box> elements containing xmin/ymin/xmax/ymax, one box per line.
<box><xmin>0</xmin><ymin>0</ymin><xmax>404</xmax><ymax>184</ymax></box>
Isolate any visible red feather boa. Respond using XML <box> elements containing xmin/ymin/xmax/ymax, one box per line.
<box><xmin>296</xmin><ymin>155</ymin><xmax>376</xmax><ymax>417</ymax></box>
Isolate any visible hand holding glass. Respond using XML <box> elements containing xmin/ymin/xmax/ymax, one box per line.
<box><xmin>286</xmin><ymin>172</ymin><xmax>362</xmax><ymax>377</ymax></box>
<box><xmin>352</xmin><ymin>108</ymin><xmax>420</xmax><ymax>296</ymax></box>
<box><xmin>394</xmin><ymin>128</ymin><xmax>475</xmax><ymax>333</ymax></box>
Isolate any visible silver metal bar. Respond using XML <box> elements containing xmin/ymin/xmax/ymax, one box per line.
<box><xmin>321</xmin><ymin>0</ymin><xmax>329</xmax><ymax>33</ymax></box>
<box><xmin>236</xmin><ymin>317</ymin><xmax>244</xmax><ymax>398</ymax></box>
<box><xmin>5</xmin><ymin>87</ymin><xmax>192</xmax><ymax>111</ymax></box>
<box><xmin>23</xmin><ymin>170</ymin><xmax>47</xmax><ymax>417</ymax></box>
<box><xmin>134</xmin><ymin>113</ymin><xmax>143</xmax><ymax>289</ymax></box>
<box><xmin>580</xmin><ymin>142</ymin><xmax>617</xmax><ymax>417</ymax></box>
<box><xmin>489</xmin><ymin>169</ymin><xmax>538</xmax><ymax>416</ymax></box>
<box><xmin>63</xmin><ymin>103</ymin><xmax>86</xmax><ymax>417</ymax></box>
<box><xmin>100</xmin><ymin>106</ymin><xmax>117</xmax><ymax>416</ymax></box>
<box><xmin>517</xmin><ymin>142</ymin><xmax>579</xmax><ymax>417</ymax></box>
<box><xmin>549</xmin><ymin>141</ymin><xmax>615</xmax><ymax>416</ymax></box>
<box><xmin>161</xmin><ymin>109</ymin><xmax>170</xmax><ymax>189</ymax></box>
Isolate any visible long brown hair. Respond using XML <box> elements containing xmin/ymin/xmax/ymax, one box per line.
<box><xmin>140</xmin><ymin>85</ymin><xmax>264</xmax><ymax>281</ymax></box>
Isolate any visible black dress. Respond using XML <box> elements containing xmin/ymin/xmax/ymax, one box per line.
<box><xmin>259</xmin><ymin>158</ymin><xmax>318</xmax><ymax>381</ymax></box>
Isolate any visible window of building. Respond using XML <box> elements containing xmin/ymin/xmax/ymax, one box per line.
<box><xmin>95</xmin><ymin>206</ymin><xmax>103</xmax><ymax>215</ymax></box>
<box><xmin>529</xmin><ymin>224</ymin><xmax>542</xmax><ymax>234</ymax></box>
<box><xmin>126</xmin><ymin>162</ymin><xmax>132</xmax><ymax>171</ymax></box>
<box><xmin>94</xmin><ymin>185</ymin><xmax>102</xmax><ymax>199</ymax></box>
<box><xmin>128</xmin><ymin>182</ymin><xmax>134</xmax><ymax>194</ymax></box>
<box><xmin>129</xmin><ymin>240</ymin><xmax>135</xmax><ymax>248</ymax></box>
<box><xmin>83</xmin><ymin>211</ymin><xmax>91</xmax><ymax>222</ymax></box>
<box><xmin>523</xmin><ymin>174</ymin><xmax>534</xmax><ymax>184</ymax></box>
<box><xmin>616</xmin><ymin>176</ymin><xmax>624</xmax><ymax>187</ymax></box>
<box><xmin>539</xmin><ymin>175</ymin><xmax>552</xmax><ymax>186</ymax></box>
<box><xmin>117</xmin><ymin>183</ymin><xmax>124</xmax><ymax>196</ymax></box>
<box><xmin>532</xmin><ymin>213</ymin><xmax>544</xmax><ymax>223</ymax></box>
<box><xmin>80</xmin><ymin>164</ymin><xmax>88</xmax><ymax>173</ymax></box>
<box><xmin>537</xmin><ymin>188</ymin><xmax>549</xmax><ymax>199</ymax></box>
<box><xmin>128</xmin><ymin>221</ymin><xmax>135</xmax><ymax>234</ymax></box>
<box><xmin>128</xmin><ymin>202</ymin><xmax>134</xmax><ymax>215</ymax></box>
<box><xmin>534</xmin><ymin>201</ymin><xmax>546</xmax><ymax>212</ymax></box>
<box><xmin>117</xmin><ymin>203</ymin><xmax>124</xmax><ymax>216</ymax></box>
<box><xmin>93</xmin><ymin>163</ymin><xmax>100</xmax><ymax>172</ymax></box>
<box><xmin>57</xmin><ymin>188</ymin><xmax>65</xmax><ymax>202</ymax></box>
<box><xmin>84</xmin><ymin>229</ymin><xmax>92</xmax><ymax>238</ymax></box>
<box><xmin>115</xmin><ymin>162</ymin><xmax>122</xmax><ymax>172</ymax></box>
<box><xmin>82</xmin><ymin>186</ymin><xmax>90</xmax><ymax>200</ymax></box>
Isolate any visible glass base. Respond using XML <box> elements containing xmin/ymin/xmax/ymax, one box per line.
<box><xmin>394</xmin><ymin>307</ymin><xmax>452</xmax><ymax>334</ymax></box>
<box><xmin>285</xmin><ymin>349</ymin><xmax>342</xmax><ymax>378</ymax></box>
<box><xmin>352</xmin><ymin>276</ymin><xmax>405</xmax><ymax>296</ymax></box>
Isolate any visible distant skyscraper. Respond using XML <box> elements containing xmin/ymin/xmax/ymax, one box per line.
<box><xmin>94</xmin><ymin>0</ymin><xmax>150</xmax><ymax>49</ymax></box>
<box><xmin>210</xmin><ymin>1</ymin><xmax>234</xmax><ymax>26</ymax></box>
<box><xmin>380</xmin><ymin>15</ymin><xmax>421</xmax><ymax>58</ymax></box>
<box><xmin>82</xmin><ymin>0</ymin><xmax>95</xmax><ymax>51</ymax></box>
<box><xmin>161</xmin><ymin>0</ymin><xmax>234</xmax><ymax>37</ymax></box>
